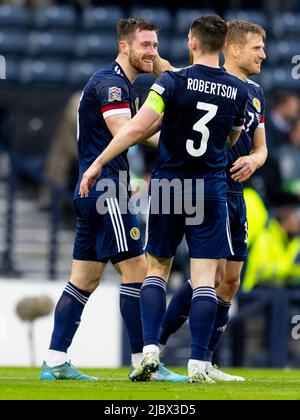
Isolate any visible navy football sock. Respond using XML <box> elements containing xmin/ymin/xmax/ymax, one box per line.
<box><xmin>207</xmin><ymin>297</ymin><xmax>231</xmax><ymax>361</ymax></box>
<box><xmin>49</xmin><ymin>282</ymin><xmax>91</xmax><ymax>352</ymax></box>
<box><xmin>189</xmin><ymin>286</ymin><xmax>217</xmax><ymax>361</ymax></box>
<box><xmin>159</xmin><ymin>280</ymin><xmax>193</xmax><ymax>345</ymax></box>
<box><xmin>140</xmin><ymin>276</ymin><xmax>167</xmax><ymax>346</ymax></box>
<box><xmin>120</xmin><ymin>283</ymin><xmax>144</xmax><ymax>354</ymax></box>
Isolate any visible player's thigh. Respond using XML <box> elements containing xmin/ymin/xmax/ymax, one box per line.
<box><xmin>185</xmin><ymin>200</ymin><xmax>233</xmax><ymax>260</ymax></box>
<box><xmin>145</xmin><ymin>205</ymin><xmax>185</xmax><ymax>259</ymax></box>
<box><xmin>190</xmin><ymin>258</ymin><xmax>219</xmax><ymax>288</ymax></box>
<box><xmin>70</xmin><ymin>259</ymin><xmax>107</xmax><ymax>292</ymax></box>
<box><xmin>114</xmin><ymin>253</ymin><xmax>148</xmax><ymax>284</ymax></box>
<box><xmin>215</xmin><ymin>258</ymin><xmax>227</xmax><ymax>288</ymax></box>
<box><xmin>146</xmin><ymin>252</ymin><xmax>173</xmax><ymax>282</ymax></box>
<box><xmin>73</xmin><ymin>197</ymin><xmax>108</xmax><ymax>263</ymax></box>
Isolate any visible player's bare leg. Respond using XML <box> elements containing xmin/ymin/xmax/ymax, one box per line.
<box><xmin>216</xmin><ymin>260</ymin><xmax>243</xmax><ymax>302</ymax></box>
<box><xmin>71</xmin><ymin>259</ymin><xmax>107</xmax><ymax>292</ymax></box>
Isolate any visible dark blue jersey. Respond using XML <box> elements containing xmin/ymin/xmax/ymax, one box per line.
<box><xmin>226</xmin><ymin>78</ymin><xmax>266</xmax><ymax>194</ymax></box>
<box><xmin>74</xmin><ymin>61</ymin><xmax>139</xmax><ymax>199</ymax></box>
<box><xmin>150</xmin><ymin>65</ymin><xmax>247</xmax><ymax>200</ymax></box>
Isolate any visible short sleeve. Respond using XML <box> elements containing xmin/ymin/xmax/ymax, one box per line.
<box><xmin>150</xmin><ymin>71</ymin><xmax>176</xmax><ymax>106</ymax></box>
<box><xmin>95</xmin><ymin>76</ymin><xmax>131</xmax><ymax>119</ymax></box>
<box><xmin>233</xmin><ymin>84</ymin><xmax>247</xmax><ymax>131</ymax></box>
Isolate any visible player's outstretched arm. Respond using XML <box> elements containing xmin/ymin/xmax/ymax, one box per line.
<box><xmin>80</xmin><ymin>104</ymin><xmax>161</xmax><ymax>197</ymax></box>
<box><xmin>230</xmin><ymin>127</ymin><xmax>268</xmax><ymax>183</ymax></box>
<box><xmin>140</xmin><ymin>114</ymin><xmax>163</xmax><ymax>148</ymax></box>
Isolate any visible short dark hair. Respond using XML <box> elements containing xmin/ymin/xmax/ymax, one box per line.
<box><xmin>117</xmin><ymin>18</ymin><xmax>158</xmax><ymax>42</ymax></box>
<box><xmin>190</xmin><ymin>14</ymin><xmax>227</xmax><ymax>53</ymax></box>
<box><xmin>226</xmin><ymin>20</ymin><xmax>266</xmax><ymax>46</ymax></box>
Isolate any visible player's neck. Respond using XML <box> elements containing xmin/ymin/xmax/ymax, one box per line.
<box><xmin>115</xmin><ymin>55</ymin><xmax>138</xmax><ymax>83</ymax></box>
<box><xmin>193</xmin><ymin>53</ymin><xmax>220</xmax><ymax>68</ymax></box>
<box><xmin>223</xmin><ymin>61</ymin><xmax>248</xmax><ymax>81</ymax></box>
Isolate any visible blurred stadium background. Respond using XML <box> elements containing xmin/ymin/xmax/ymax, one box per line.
<box><xmin>0</xmin><ymin>0</ymin><xmax>300</xmax><ymax>370</ymax></box>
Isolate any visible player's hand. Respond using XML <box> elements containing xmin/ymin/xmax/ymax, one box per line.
<box><xmin>230</xmin><ymin>155</ymin><xmax>258</xmax><ymax>183</ymax></box>
<box><xmin>80</xmin><ymin>162</ymin><xmax>102</xmax><ymax>198</ymax></box>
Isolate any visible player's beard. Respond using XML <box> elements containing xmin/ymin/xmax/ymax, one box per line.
<box><xmin>240</xmin><ymin>55</ymin><xmax>262</xmax><ymax>77</ymax></box>
<box><xmin>129</xmin><ymin>51</ymin><xmax>153</xmax><ymax>74</ymax></box>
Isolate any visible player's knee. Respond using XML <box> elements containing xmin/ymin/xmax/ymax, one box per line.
<box><xmin>71</xmin><ymin>276</ymin><xmax>100</xmax><ymax>293</ymax></box>
<box><xmin>224</xmin><ymin>274</ymin><xmax>240</xmax><ymax>294</ymax></box>
<box><xmin>121</xmin><ymin>255</ymin><xmax>147</xmax><ymax>283</ymax></box>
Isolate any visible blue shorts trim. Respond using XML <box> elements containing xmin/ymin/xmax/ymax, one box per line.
<box><xmin>226</xmin><ymin>194</ymin><xmax>248</xmax><ymax>260</ymax></box>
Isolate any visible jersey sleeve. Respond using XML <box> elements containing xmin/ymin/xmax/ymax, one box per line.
<box><xmin>257</xmin><ymin>87</ymin><xmax>266</xmax><ymax>128</ymax></box>
<box><xmin>232</xmin><ymin>83</ymin><xmax>247</xmax><ymax>131</ymax></box>
<box><xmin>95</xmin><ymin>76</ymin><xmax>131</xmax><ymax>119</ymax></box>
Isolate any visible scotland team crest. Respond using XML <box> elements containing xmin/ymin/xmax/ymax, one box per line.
<box><xmin>135</xmin><ymin>97</ymin><xmax>139</xmax><ymax>113</ymax></box>
<box><xmin>130</xmin><ymin>227</ymin><xmax>140</xmax><ymax>240</ymax></box>
<box><xmin>253</xmin><ymin>98</ymin><xmax>261</xmax><ymax>113</ymax></box>
<box><xmin>108</xmin><ymin>86</ymin><xmax>122</xmax><ymax>102</ymax></box>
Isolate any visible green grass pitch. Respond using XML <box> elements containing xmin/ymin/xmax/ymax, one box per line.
<box><xmin>1</xmin><ymin>367</ymin><xmax>300</xmax><ymax>400</ymax></box>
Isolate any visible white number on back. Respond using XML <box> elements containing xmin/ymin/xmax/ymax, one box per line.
<box><xmin>245</xmin><ymin>111</ymin><xmax>255</xmax><ymax>133</ymax></box>
<box><xmin>186</xmin><ymin>101</ymin><xmax>218</xmax><ymax>157</ymax></box>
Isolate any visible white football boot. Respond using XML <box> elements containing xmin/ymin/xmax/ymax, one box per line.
<box><xmin>188</xmin><ymin>360</ymin><xmax>215</xmax><ymax>383</ymax></box>
<box><xmin>206</xmin><ymin>364</ymin><xmax>245</xmax><ymax>382</ymax></box>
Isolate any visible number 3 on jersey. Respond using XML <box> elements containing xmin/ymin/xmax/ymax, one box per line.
<box><xmin>186</xmin><ymin>102</ymin><xmax>218</xmax><ymax>157</ymax></box>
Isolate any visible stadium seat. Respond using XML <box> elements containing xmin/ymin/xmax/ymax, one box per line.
<box><xmin>156</xmin><ymin>35</ymin><xmax>172</xmax><ymax>58</ymax></box>
<box><xmin>75</xmin><ymin>33</ymin><xmax>118</xmax><ymax>59</ymax></box>
<box><xmin>82</xmin><ymin>7</ymin><xmax>123</xmax><ymax>31</ymax></box>
<box><xmin>260</xmin><ymin>67</ymin><xmax>297</xmax><ymax>91</ymax></box>
<box><xmin>2</xmin><ymin>58</ymin><xmax>20</xmax><ymax>82</ymax></box>
<box><xmin>175</xmin><ymin>9</ymin><xmax>215</xmax><ymax>34</ymax></box>
<box><xmin>28</xmin><ymin>32</ymin><xmax>74</xmax><ymax>57</ymax></box>
<box><xmin>34</xmin><ymin>6</ymin><xmax>77</xmax><ymax>30</ymax></box>
<box><xmin>170</xmin><ymin>37</ymin><xmax>189</xmax><ymax>64</ymax></box>
<box><xmin>224</xmin><ymin>11</ymin><xmax>267</xmax><ymax>29</ymax></box>
<box><xmin>0</xmin><ymin>4</ymin><xmax>30</xmax><ymax>28</ymax></box>
<box><xmin>129</xmin><ymin>7</ymin><xmax>172</xmax><ymax>32</ymax></box>
<box><xmin>267</xmin><ymin>40</ymin><xmax>299</xmax><ymax>66</ymax></box>
<box><xmin>272</xmin><ymin>13</ymin><xmax>300</xmax><ymax>38</ymax></box>
<box><xmin>0</xmin><ymin>31</ymin><xmax>28</xmax><ymax>56</ymax></box>
<box><xmin>20</xmin><ymin>59</ymin><xmax>68</xmax><ymax>84</ymax></box>
<box><xmin>69</xmin><ymin>60</ymin><xmax>105</xmax><ymax>86</ymax></box>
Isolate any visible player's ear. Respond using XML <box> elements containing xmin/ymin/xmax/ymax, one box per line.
<box><xmin>230</xmin><ymin>43</ymin><xmax>240</xmax><ymax>58</ymax></box>
<box><xmin>119</xmin><ymin>40</ymin><xmax>129</xmax><ymax>55</ymax></box>
<box><xmin>191</xmin><ymin>36</ymin><xmax>199</xmax><ymax>51</ymax></box>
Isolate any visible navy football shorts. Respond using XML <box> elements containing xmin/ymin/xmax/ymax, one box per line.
<box><xmin>73</xmin><ymin>197</ymin><xmax>144</xmax><ymax>264</ymax></box>
<box><xmin>145</xmin><ymin>197</ymin><xmax>234</xmax><ymax>259</ymax></box>
<box><xmin>226</xmin><ymin>193</ymin><xmax>248</xmax><ymax>262</ymax></box>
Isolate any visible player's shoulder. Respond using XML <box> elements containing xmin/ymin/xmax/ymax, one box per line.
<box><xmin>246</xmin><ymin>78</ymin><xmax>264</xmax><ymax>96</ymax></box>
<box><xmin>224</xmin><ymin>71</ymin><xmax>246</xmax><ymax>88</ymax></box>
<box><xmin>164</xmin><ymin>65</ymin><xmax>193</xmax><ymax>80</ymax></box>
<box><xmin>89</xmin><ymin>61</ymin><xmax>129</xmax><ymax>89</ymax></box>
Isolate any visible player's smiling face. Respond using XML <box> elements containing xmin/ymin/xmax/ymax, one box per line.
<box><xmin>128</xmin><ymin>30</ymin><xmax>158</xmax><ymax>73</ymax></box>
<box><xmin>238</xmin><ymin>33</ymin><xmax>266</xmax><ymax>76</ymax></box>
